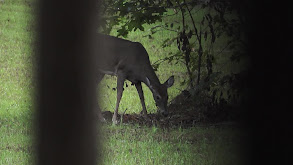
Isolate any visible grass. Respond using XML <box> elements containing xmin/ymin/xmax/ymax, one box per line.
<box><xmin>0</xmin><ymin>0</ymin><xmax>35</xmax><ymax>164</ymax></box>
<box><xmin>101</xmin><ymin>124</ymin><xmax>247</xmax><ymax>165</ymax></box>
<box><xmin>0</xmin><ymin>0</ymin><xmax>246</xmax><ymax>164</ymax></box>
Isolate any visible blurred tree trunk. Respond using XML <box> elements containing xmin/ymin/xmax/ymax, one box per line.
<box><xmin>36</xmin><ymin>0</ymin><xmax>100</xmax><ymax>165</ymax></box>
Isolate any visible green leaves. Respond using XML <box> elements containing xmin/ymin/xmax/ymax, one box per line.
<box><xmin>101</xmin><ymin>0</ymin><xmax>167</xmax><ymax>38</ymax></box>
<box><xmin>117</xmin><ymin>26</ymin><xmax>128</xmax><ymax>38</ymax></box>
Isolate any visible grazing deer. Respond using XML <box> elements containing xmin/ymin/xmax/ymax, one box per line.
<box><xmin>96</xmin><ymin>34</ymin><xmax>174</xmax><ymax>124</ymax></box>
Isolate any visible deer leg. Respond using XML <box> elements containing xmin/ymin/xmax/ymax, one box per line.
<box><xmin>96</xmin><ymin>73</ymin><xmax>105</xmax><ymax>122</ymax></box>
<box><xmin>112</xmin><ymin>75</ymin><xmax>125</xmax><ymax>125</ymax></box>
<box><xmin>135</xmin><ymin>82</ymin><xmax>148</xmax><ymax>116</ymax></box>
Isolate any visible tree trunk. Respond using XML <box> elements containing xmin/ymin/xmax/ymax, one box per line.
<box><xmin>36</xmin><ymin>0</ymin><xmax>100</xmax><ymax>164</ymax></box>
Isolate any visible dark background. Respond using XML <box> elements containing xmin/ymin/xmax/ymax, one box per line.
<box><xmin>243</xmin><ymin>0</ymin><xmax>292</xmax><ymax>164</ymax></box>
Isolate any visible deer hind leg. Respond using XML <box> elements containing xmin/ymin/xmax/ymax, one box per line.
<box><xmin>135</xmin><ymin>82</ymin><xmax>148</xmax><ymax>116</ymax></box>
<box><xmin>112</xmin><ymin>74</ymin><xmax>125</xmax><ymax>125</ymax></box>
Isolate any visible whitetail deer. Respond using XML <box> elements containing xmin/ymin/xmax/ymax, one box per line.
<box><xmin>96</xmin><ymin>34</ymin><xmax>174</xmax><ymax>124</ymax></box>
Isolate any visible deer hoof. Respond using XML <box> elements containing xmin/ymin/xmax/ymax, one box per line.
<box><xmin>140</xmin><ymin>110</ymin><xmax>147</xmax><ymax>115</ymax></box>
<box><xmin>112</xmin><ymin>119</ymin><xmax>119</xmax><ymax>125</ymax></box>
<box><xmin>112</xmin><ymin>116</ymin><xmax>119</xmax><ymax>125</ymax></box>
<box><xmin>140</xmin><ymin>112</ymin><xmax>149</xmax><ymax>120</ymax></box>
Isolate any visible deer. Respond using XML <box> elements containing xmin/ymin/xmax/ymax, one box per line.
<box><xmin>96</xmin><ymin>34</ymin><xmax>174</xmax><ymax>124</ymax></box>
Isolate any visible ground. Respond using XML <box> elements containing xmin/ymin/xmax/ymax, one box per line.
<box><xmin>102</xmin><ymin>89</ymin><xmax>240</xmax><ymax>128</ymax></box>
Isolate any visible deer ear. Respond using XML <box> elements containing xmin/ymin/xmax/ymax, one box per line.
<box><xmin>146</xmin><ymin>77</ymin><xmax>156</xmax><ymax>92</ymax></box>
<box><xmin>164</xmin><ymin>76</ymin><xmax>174</xmax><ymax>88</ymax></box>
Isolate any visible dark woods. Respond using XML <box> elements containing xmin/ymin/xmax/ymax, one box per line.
<box><xmin>243</xmin><ymin>0</ymin><xmax>292</xmax><ymax>164</ymax></box>
<box><xmin>207</xmin><ymin>0</ymin><xmax>292</xmax><ymax>164</ymax></box>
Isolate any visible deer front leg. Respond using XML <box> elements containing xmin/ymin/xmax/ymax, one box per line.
<box><xmin>135</xmin><ymin>82</ymin><xmax>148</xmax><ymax>116</ymax></box>
<box><xmin>112</xmin><ymin>75</ymin><xmax>125</xmax><ymax>125</ymax></box>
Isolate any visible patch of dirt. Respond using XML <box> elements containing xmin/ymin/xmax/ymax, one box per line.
<box><xmin>102</xmin><ymin>90</ymin><xmax>239</xmax><ymax>128</ymax></box>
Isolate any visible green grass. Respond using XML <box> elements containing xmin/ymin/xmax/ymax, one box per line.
<box><xmin>101</xmin><ymin>124</ymin><xmax>247</xmax><ymax>165</ymax></box>
<box><xmin>0</xmin><ymin>0</ymin><xmax>35</xmax><ymax>164</ymax></box>
<box><xmin>0</xmin><ymin>0</ymin><xmax>246</xmax><ymax>164</ymax></box>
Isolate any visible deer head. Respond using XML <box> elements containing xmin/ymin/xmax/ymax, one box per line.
<box><xmin>146</xmin><ymin>76</ymin><xmax>174</xmax><ymax>116</ymax></box>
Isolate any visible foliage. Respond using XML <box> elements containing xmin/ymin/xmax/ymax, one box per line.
<box><xmin>99</xmin><ymin>0</ymin><xmax>168</xmax><ymax>36</ymax></box>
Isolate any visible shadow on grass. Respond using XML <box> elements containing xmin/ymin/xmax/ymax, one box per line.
<box><xmin>102</xmin><ymin>90</ymin><xmax>241</xmax><ymax>128</ymax></box>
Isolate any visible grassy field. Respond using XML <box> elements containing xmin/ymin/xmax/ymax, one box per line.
<box><xmin>101</xmin><ymin>124</ymin><xmax>247</xmax><ymax>165</ymax></box>
<box><xmin>0</xmin><ymin>0</ymin><xmax>247</xmax><ymax>164</ymax></box>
